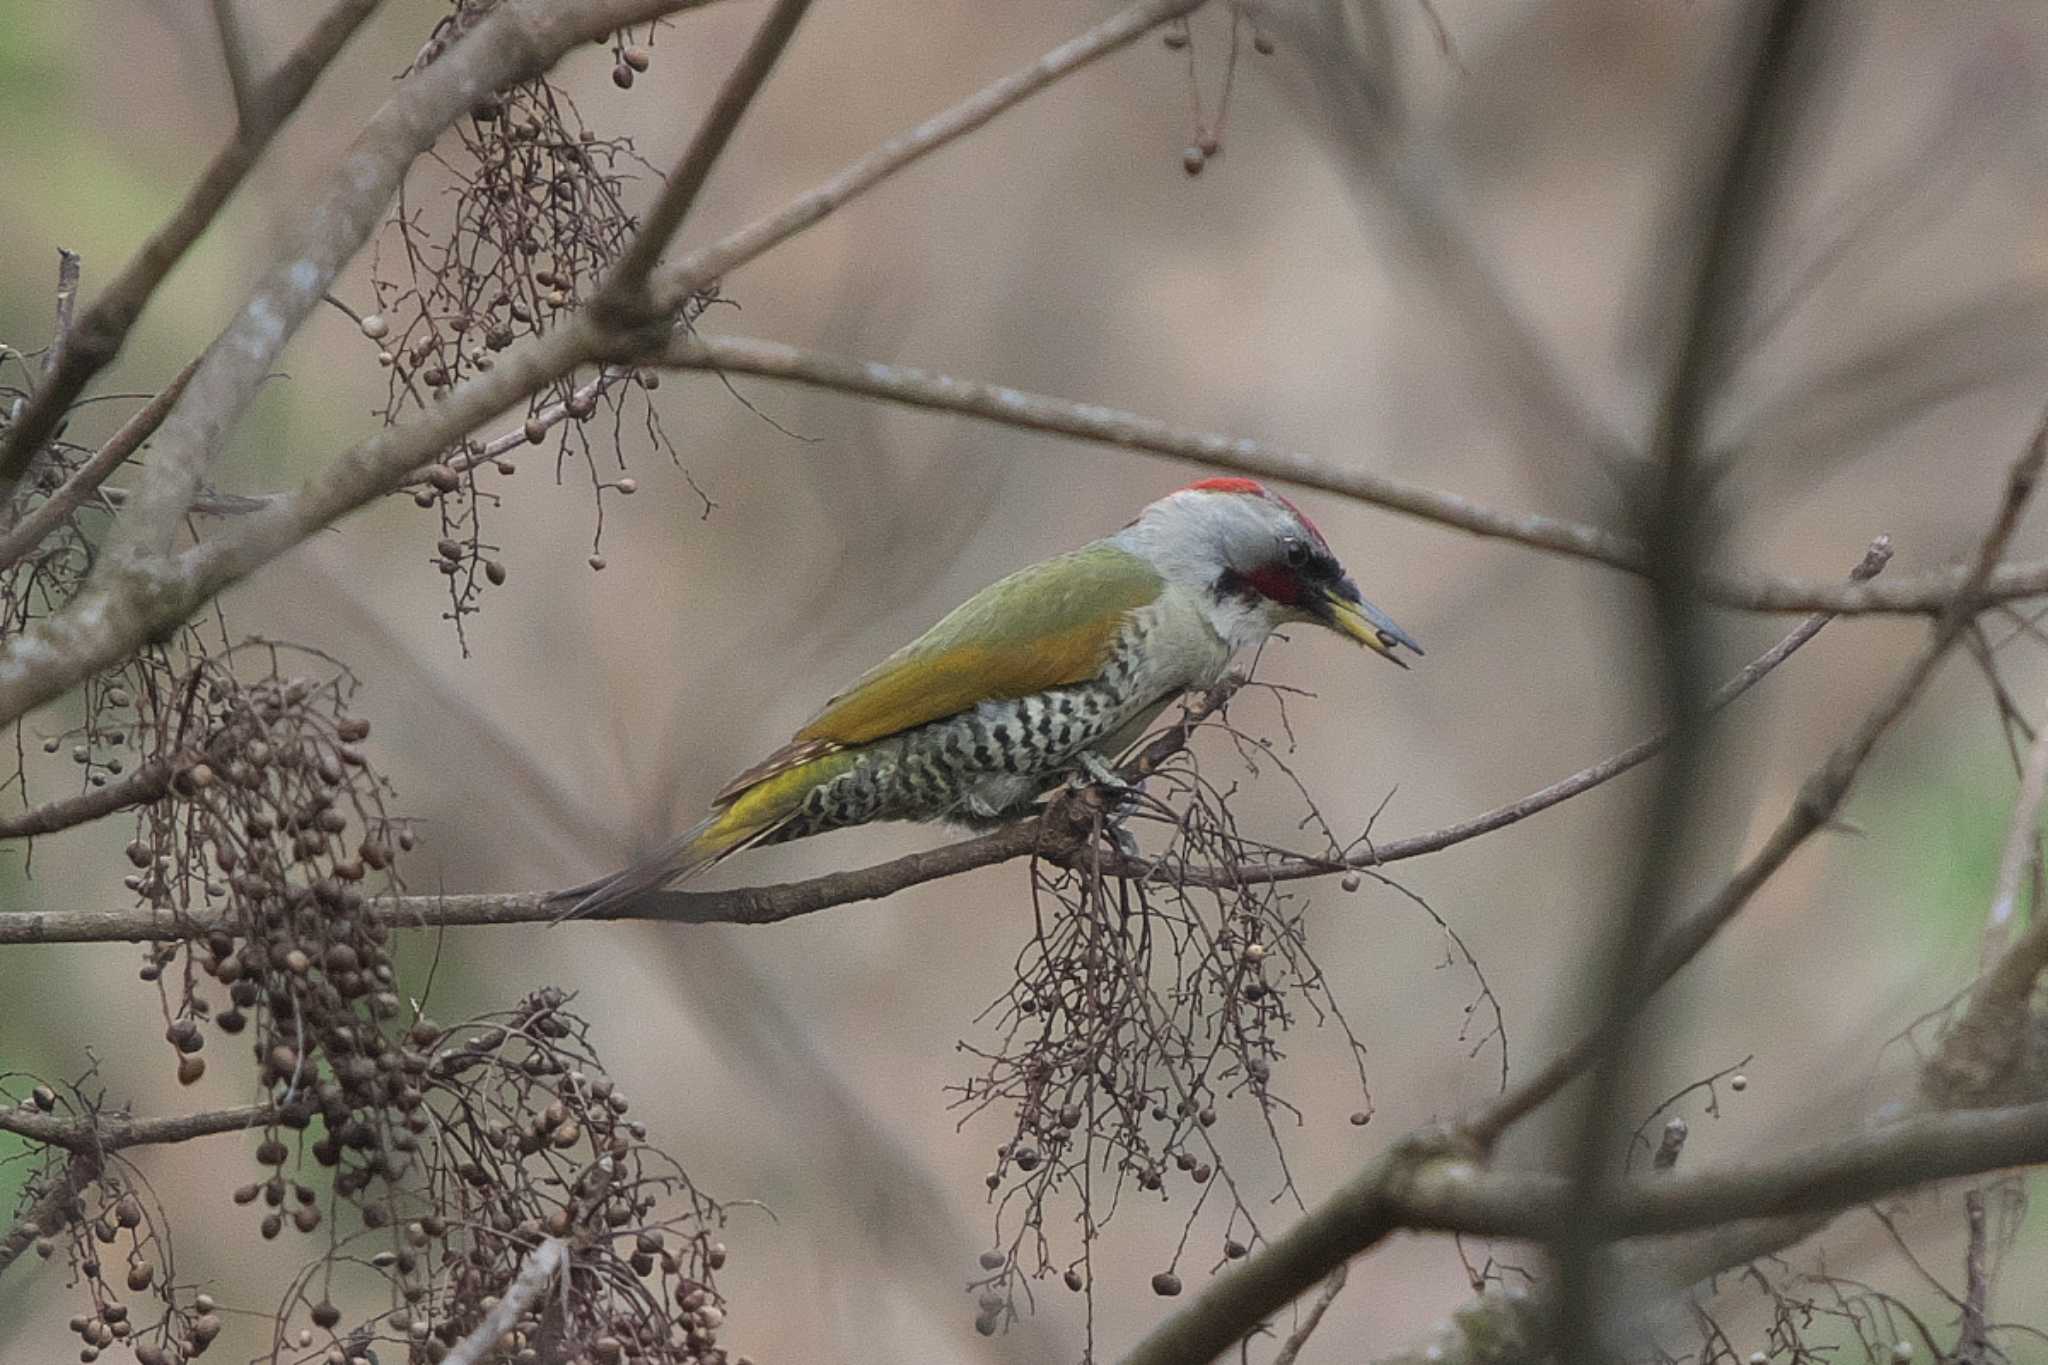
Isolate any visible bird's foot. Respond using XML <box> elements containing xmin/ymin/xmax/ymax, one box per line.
<box><xmin>1074</xmin><ymin>749</ymin><xmax>1134</xmax><ymax>793</ymax></box>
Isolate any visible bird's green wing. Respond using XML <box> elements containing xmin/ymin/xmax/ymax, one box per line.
<box><xmin>716</xmin><ymin>542</ymin><xmax>1163</xmax><ymax>800</ymax></box>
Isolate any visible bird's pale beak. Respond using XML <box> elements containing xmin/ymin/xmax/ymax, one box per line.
<box><xmin>1321</xmin><ymin>583</ymin><xmax>1423</xmax><ymax>668</ymax></box>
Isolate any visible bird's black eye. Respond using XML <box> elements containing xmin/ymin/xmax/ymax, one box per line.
<box><xmin>1283</xmin><ymin>539</ymin><xmax>1309</xmax><ymax>568</ymax></box>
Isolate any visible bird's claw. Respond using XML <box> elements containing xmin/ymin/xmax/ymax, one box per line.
<box><xmin>1076</xmin><ymin>750</ymin><xmax>1133</xmax><ymax>793</ymax></box>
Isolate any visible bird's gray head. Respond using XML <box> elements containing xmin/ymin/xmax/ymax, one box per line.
<box><xmin>1115</xmin><ymin>478</ymin><xmax>1423</xmax><ymax>665</ymax></box>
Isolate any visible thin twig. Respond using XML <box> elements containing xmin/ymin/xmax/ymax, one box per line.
<box><xmin>594</xmin><ymin>0</ymin><xmax>816</xmax><ymax>325</ymax></box>
<box><xmin>660</xmin><ymin>333</ymin><xmax>2048</xmax><ymax>616</ymax></box>
<box><xmin>441</xmin><ymin>1238</ymin><xmax>566</xmax><ymax>1365</ymax></box>
<box><xmin>1469</xmin><ymin>412</ymin><xmax>2048</xmax><ymax>1148</ymax></box>
<box><xmin>0</xmin><ymin>358</ymin><xmax>198</xmax><ymax>571</ymax></box>
<box><xmin>210</xmin><ymin>0</ymin><xmax>259</xmax><ymax>124</ymax></box>
<box><xmin>0</xmin><ymin>0</ymin><xmax>380</xmax><ymax>504</ymax></box>
<box><xmin>1270</xmin><ymin>1264</ymin><xmax>1348</xmax><ymax>1365</ymax></box>
<box><xmin>1981</xmin><ymin>709</ymin><xmax>2048</xmax><ymax>968</ymax></box>
<box><xmin>46</xmin><ymin>250</ymin><xmax>81</xmax><ymax>378</ymax></box>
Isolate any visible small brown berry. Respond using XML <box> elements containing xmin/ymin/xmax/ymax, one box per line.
<box><xmin>125</xmin><ymin>1261</ymin><xmax>154</xmax><ymax>1291</ymax></box>
<box><xmin>1063</xmin><ymin>1268</ymin><xmax>1083</xmax><ymax>1291</ymax></box>
<box><xmin>1151</xmin><ymin>1271</ymin><xmax>1182</xmax><ymax>1297</ymax></box>
<box><xmin>611</xmin><ymin>62</ymin><xmax>634</xmax><ymax>89</ymax></box>
<box><xmin>425</xmin><ymin>464</ymin><xmax>461</xmax><ymax>493</ymax></box>
<box><xmin>1182</xmin><ymin>146</ymin><xmax>1205</xmax><ymax>176</ymax></box>
<box><xmin>177</xmin><ymin>1055</ymin><xmax>206</xmax><ymax>1086</ymax></box>
<box><xmin>485</xmin><ymin>560</ymin><xmax>507</xmax><ymax>586</ymax></box>
<box><xmin>623</xmin><ymin>46</ymin><xmax>650</xmax><ymax>71</ymax></box>
<box><xmin>359</xmin><ymin>314</ymin><xmax>389</xmax><ymax>340</ymax></box>
<box><xmin>588</xmin><ymin>555</ymin><xmax>607</xmax><ymax>571</ymax></box>
<box><xmin>614</xmin><ymin>477</ymin><xmax>637</xmax><ymax>496</ymax></box>
<box><xmin>524</xmin><ymin>418</ymin><xmax>548</xmax><ymax>444</ymax></box>
<box><xmin>978</xmin><ymin>1249</ymin><xmax>1004</xmax><ymax>1270</ymax></box>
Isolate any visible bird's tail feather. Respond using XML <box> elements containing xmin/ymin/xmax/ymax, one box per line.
<box><xmin>549</xmin><ymin>750</ymin><xmax>858</xmax><ymax>921</ymax></box>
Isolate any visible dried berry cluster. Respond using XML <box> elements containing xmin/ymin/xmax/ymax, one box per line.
<box><xmin>362</xmin><ymin>990</ymin><xmax>738</xmax><ymax>1365</ymax></box>
<box><xmin>111</xmin><ymin>646</ymin><xmax>405</xmax><ymax>1114</ymax></box>
<box><xmin>950</xmin><ymin>728</ymin><xmax>1379</xmax><ymax>1343</ymax></box>
<box><xmin>12</xmin><ymin>990</ymin><xmax>741</xmax><ymax>1365</ymax></box>
<box><xmin>368</xmin><ymin>1</ymin><xmax>707</xmax><ymax>642</ymax></box>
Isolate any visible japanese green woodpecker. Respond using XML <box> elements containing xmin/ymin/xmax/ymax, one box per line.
<box><xmin>557</xmin><ymin>478</ymin><xmax>1420</xmax><ymax>917</ymax></box>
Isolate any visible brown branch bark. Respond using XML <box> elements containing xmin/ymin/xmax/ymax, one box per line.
<box><xmin>661</xmin><ymin>333</ymin><xmax>2048</xmax><ymax>616</ymax></box>
<box><xmin>0</xmin><ymin>358</ymin><xmax>197</xmax><ymax>572</ymax></box>
<box><xmin>0</xmin><ymin>759</ymin><xmax>170</xmax><ymax>839</ymax></box>
<box><xmin>0</xmin><ymin>1149</ymin><xmax>101</xmax><ymax>1285</ymax></box>
<box><xmin>1469</xmin><ymin>416</ymin><xmax>2048</xmax><ymax>1148</ymax></box>
<box><xmin>0</xmin><ymin>0</ymin><xmax>379</xmax><ymax>505</ymax></box>
<box><xmin>0</xmin><ymin>0</ymin><xmax>1206</xmax><ymax>735</ymax></box>
<box><xmin>1117</xmin><ymin>1098</ymin><xmax>2048</xmax><ymax>1365</ymax></box>
<box><xmin>0</xmin><ymin>1101</ymin><xmax>272</xmax><ymax>1153</ymax></box>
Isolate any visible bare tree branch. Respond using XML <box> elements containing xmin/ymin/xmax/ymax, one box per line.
<box><xmin>1469</xmin><ymin>412</ymin><xmax>2048</xmax><ymax>1148</ymax></box>
<box><xmin>209</xmin><ymin>0</ymin><xmax>259</xmax><ymax>125</ymax></box>
<box><xmin>0</xmin><ymin>0</ymin><xmax>380</xmax><ymax>505</ymax></box>
<box><xmin>1117</xmin><ymin>1098</ymin><xmax>2048</xmax><ymax>1365</ymax></box>
<box><xmin>593</xmin><ymin>0</ymin><xmax>817</xmax><ymax>323</ymax></box>
<box><xmin>0</xmin><ymin>358</ymin><xmax>197</xmax><ymax>572</ymax></box>
<box><xmin>0</xmin><ymin>1149</ymin><xmax>100</xmax><ymax>1285</ymax></box>
<box><xmin>0</xmin><ymin>759</ymin><xmax>170</xmax><ymax>840</ymax></box>
<box><xmin>662</xmin><ymin>333</ymin><xmax>2048</xmax><ymax>616</ymax></box>
<box><xmin>441</xmin><ymin>1238</ymin><xmax>566</xmax><ymax>1365</ymax></box>
<box><xmin>99</xmin><ymin>0</ymin><xmax>703</xmax><ymax>565</ymax></box>
<box><xmin>1269</xmin><ymin>1264</ymin><xmax>1348</xmax><ymax>1365</ymax></box>
<box><xmin>0</xmin><ymin>1100</ymin><xmax>271</xmax><ymax>1153</ymax></box>
<box><xmin>0</xmin><ymin>0</ymin><xmax>1207</xmax><ymax>734</ymax></box>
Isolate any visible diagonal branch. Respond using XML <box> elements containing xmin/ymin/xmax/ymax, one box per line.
<box><xmin>0</xmin><ymin>358</ymin><xmax>197</xmax><ymax>572</ymax></box>
<box><xmin>0</xmin><ymin>0</ymin><xmax>1207</xmax><ymax>735</ymax></box>
<box><xmin>594</xmin><ymin>0</ymin><xmax>816</xmax><ymax>323</ymax></box>
<box><xmin>0</xmin><ymin>760</ymin><xmax>171</xmax><ymax>840</ymax></box>
<box><xmin>1468</xmin><ymin>411</ymin><xmax>2048</xmax><ymax>1148</ymax></box>
<box><xmin>99</xmin><ymin>0</ymin><xmax>704</xmax><ymax>565</ymax></box>
<box><xmin>0</xmin><ymin>0</ymin><xmax>380</xmax><ymax>507</ymax></box>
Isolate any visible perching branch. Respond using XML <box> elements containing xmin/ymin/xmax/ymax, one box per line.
<box><xmin>0</xmin><ymin>600</ymin><xmax>1828</xmax><ymax>944</ymax></box>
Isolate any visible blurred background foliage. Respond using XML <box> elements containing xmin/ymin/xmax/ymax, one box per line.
<box><xmin>5</xmin><ymin>1</ymin><xmax>2048</xmax><ymax>1361</ymax></box>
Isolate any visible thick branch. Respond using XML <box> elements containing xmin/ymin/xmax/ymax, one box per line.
<box><xmin>442</xmin><ymin>1238</ymin><xmax>566</xmax><ymax>1365</ymax></box>
<box><xmin>0</xmin><ymin>760</ymin><xmax>170</xmax><ymax>840</ymax></box>
<box><xmin>1120</xmin><ymin>1098</ymin><xmax>2048</xmax><ymax>1365</ymax></box>
<box><xmin>0</xmin><ymin>1101</ymin><xmax>271</xmax><ymax>1153</ymax></box>
<box><xmin>0</xmin><ymin>1149</ymin><xmax>101</xmax><ymax>1284</ymax></box>
<box><xmin>0</xmin><ymin>0</ymin><xmax>379</xmax><ymax>503</ymax></box>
